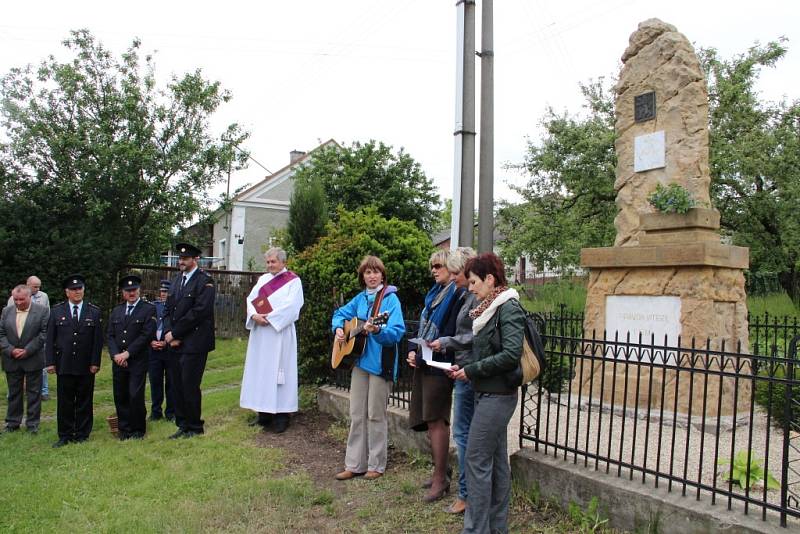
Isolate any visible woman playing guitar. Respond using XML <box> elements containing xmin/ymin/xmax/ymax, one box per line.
<box><xmin>331</xmin><ymin>255</ymin><xmax>405</xmax><ymax>482</ymax></box>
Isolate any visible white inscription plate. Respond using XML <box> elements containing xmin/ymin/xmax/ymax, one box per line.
<box><xmin>634</xmin><ymin>130</ymin><xmax>666</xmax><ymax>172</ymax></box>
<box><xmin>605</xmin><ymin>295</ymin><xmax>681</xmax><ymax>364</ymax></box>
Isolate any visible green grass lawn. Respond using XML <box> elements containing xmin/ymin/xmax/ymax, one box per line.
<box><xmin>0</xmin><ymin>338</ymin><xmax>597</xmax><ymax>533</ymax></box>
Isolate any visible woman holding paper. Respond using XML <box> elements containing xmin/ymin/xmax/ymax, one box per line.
<box><xmin>331</xmin><ymin>256</ymin><xmax>405</xmax><ymax>481</ymax></box>
<box><xmin>407</xmin><ymin>249</ymin><xmax>461</xmax><ymax>503</ymax></box>
<box><xmin>447</xmin><ymin>253</ymin><xmax>524</xmax><ymax>534</ymax></box>
<box><xmin>427</xmin><ymin>247</ymin><xmax>478</xmax><ymax>515</ymax></box>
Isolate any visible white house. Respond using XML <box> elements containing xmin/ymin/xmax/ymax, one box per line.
<box><xmin>212</xmin><ymin>139</ymin><xmax>337</xmax><ymax>271</ymax></box>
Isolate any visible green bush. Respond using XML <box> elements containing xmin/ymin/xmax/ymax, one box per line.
<box><xmin>647</xmin><ymin>183</ymin><xmax>696</xmax><ymax>214</ymax></box>
<box><xmin>290</xmin><ymin>207</ymin><xmax>433</xmax><ymax>383</ymax></box>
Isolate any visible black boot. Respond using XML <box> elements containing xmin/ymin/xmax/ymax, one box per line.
<box><xmin>273</xmin><ymin>413</ymin><xmax>290</xmax><ymax>433</ymax></box>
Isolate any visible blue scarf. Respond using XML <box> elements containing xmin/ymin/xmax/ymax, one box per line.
<box><xmin>417</xmin><ymin>280</ymin><xmax>456</xmax><ymax>341</ymax></box>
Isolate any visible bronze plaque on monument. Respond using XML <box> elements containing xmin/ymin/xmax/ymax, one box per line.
<box><xmin>634</xmin><ymin>91</ymin><xmax>656</xmax><ymax>122</ymax></box>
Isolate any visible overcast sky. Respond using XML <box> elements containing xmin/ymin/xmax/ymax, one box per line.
<box><xmin>1</xmin><ymin>1</ymin><xmax>798</xmax><ymax>206</ymax></box>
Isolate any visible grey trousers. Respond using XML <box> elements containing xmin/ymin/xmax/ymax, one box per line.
<box><xmin>5</xmin><ymin>369</ymin><xmax>43</xmax><ymax>429</ymax></box>
<box><xmin>345</xmin><ymin>366</ymin><xmax>391</xmax><ymax>473</ymax></box>
<box><xmin>462</xmin><ymin>390</ymin><xmax>518</xmax><ymax>534</ymax></box>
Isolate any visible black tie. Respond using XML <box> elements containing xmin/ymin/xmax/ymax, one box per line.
<box><xmin>126</xmin><ymin>304</ymin><xmax>134</xmax><ymax>316</ymax></box>
<box><xmin>180</xmin><ymin>275</ymin><xmax>188</xmax><ymax>294</ymax></box>
<box><xmin>72</xmin><ymin>305</ymin><xmax>79</xmax><ymax>322</ymax></box>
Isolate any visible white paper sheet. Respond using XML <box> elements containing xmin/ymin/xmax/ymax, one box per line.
<box><xmin>408</xmin><ymin>337</ymin><xmax>451</xmax><ymax>370</ymax></box>
<box><xmin>408</xmin><ymin>337</ymin><xmax>433</xmax><ymax>361</ymax></box>
<box><xmin>425</xmin><ymin>359</ymin><xmax>454</xmax><ymax>371</ymax></box>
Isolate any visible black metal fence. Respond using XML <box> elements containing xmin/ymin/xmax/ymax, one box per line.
<box><xmin>522</xmin><ymin>316</ymin><xmax>800</xmax><ymax>528</ymax></box>
<box><xmin>328</xmin><ymin>306</ymin><xmax>800</xmax><ymax>527</ymax></box>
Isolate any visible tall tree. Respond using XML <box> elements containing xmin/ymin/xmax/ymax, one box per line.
<box><xmin>0</xmin><ymin>30</ymin><xmax>248</xmax><ymax>300</ymax></box>
<box><xmin>291</xmin><ymin>140</ymin><xmax>440</xmax><ymax>234</ymax></box>
<box><xmin>287</xmin><ymin>176</ymin><xmax>328</xmax><ymax>253</ymax></box>
<box><xmin>702</xmin><ymin>40</ymin><xmax>800</xmax><ymax>298</ymax></box>
<box><xmin>497</xmin><ymin>79</ymin><xmax>617</xmax><ymax>270</ymax></box>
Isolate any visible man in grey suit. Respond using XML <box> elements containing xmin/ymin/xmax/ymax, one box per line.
<box><xmin>7</xmin><ymin>275</ymin><xmax>51</xmax><ymax>400</ymax></box>
<box><xmin>0</xmin><ymin>285</ymin><xmax>49</xmax><ymax>433</ymax></box>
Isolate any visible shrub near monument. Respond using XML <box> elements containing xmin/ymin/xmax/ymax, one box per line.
<box><xmin>290</xmin><ymin>207</ymin><xmax>432</xmax><ymax>383</ymax></box>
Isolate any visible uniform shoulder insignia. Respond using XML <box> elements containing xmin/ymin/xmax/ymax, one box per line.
<box><xmin>205</xmin><ymin>283</ymin><xmax>214</xmax><ymax>287</ymax></box>
<box><xmin>87</xmin><ymin>302</ymin><xmax>100</xmax><ymax>309</ymax></box>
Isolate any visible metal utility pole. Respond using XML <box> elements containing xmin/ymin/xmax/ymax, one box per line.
<box><xmin>451</xmin><ymin>0</ymin><xmax>476</xmax><ymax>249</ymax></box>
<box><xmin>478</xmin><ymin>0</ymin><xmax>494</xmax><ymax>253</ymax></box>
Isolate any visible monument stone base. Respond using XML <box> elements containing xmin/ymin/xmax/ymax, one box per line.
<box><xmin>572</xmin><ymin>264</ymin><xmax>750</xmax><ymax>418</ymax></box>
<box><xmin>575</xmin><ymin>210</ymin><xmax>750</xmax><ymax>417</ymax></box>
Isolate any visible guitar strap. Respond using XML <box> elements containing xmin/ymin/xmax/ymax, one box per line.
<box><xmin>371</xmin><ymin>285</ymin><xmax>387</xmax><ymax>318</ymax></box>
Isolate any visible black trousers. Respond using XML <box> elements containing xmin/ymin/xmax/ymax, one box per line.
<box><xmin>148</xmin><ymin>349</ymin><xmax>175</xmax><ymax>418</ymax></box>
<box><xmin>56</xmin><ymin>373</ymin><xmax>95</xmax><ymax>441</ymax></box>
<box><xmin>5</xmin><ymin>368</ymin><xmax>42</xmax><ymax>429</ymax></box>
<box><xmin>170</xmin><ymin>351</ymin><xmax>207</xmax><ymax>433</ymax></box>
<box><xmin>112</xmin><ymin>358</ymin><xmax>148</xmax><ymax>436</ymax></box>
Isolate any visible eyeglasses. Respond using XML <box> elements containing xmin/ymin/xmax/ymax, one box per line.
<box><xmin>430</xmin><ymin>264</ymin><xmax>444</xmax><ymax>270</ymax></box>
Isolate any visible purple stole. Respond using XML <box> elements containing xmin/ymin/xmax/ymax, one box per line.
<box><xmin>258</xmin><ymin>270</ymin><xmax>298</xmax><ymax>301</ymax></box>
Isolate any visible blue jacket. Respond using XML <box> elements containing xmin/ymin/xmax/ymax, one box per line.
<box><xmin>331</xmin><ymin>287</ymin><xmax>405</xmax><ymax>379</ymax></box>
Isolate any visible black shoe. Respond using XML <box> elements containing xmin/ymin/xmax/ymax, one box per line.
<box><xmin>165</xmin><ymin>415</ymin><xmax>175</xmax><ymax>422</ymax></box>
<box><xmin>119</xmin><ymin>432</ymin><xmax>131</xmax><ymax>441</ymax></box>
<box><xmin>41</xmin><ymin>394</ymin><xmax>50</xmax><ymax>401</ymax></box>
<box><xmin>73</xmin><ymin>437</ymin><xmax>88</xmax><ymax>444</ymax></box>
<box><xmin>273</xmin><ymin>415</ymin><xmax>290</xmax><ymax>434</ymax></box>
<box><xmin>149</xmin><ymin>413</ymin><xmax>163</xmax><ymax>422</ymax></box>
<box><xmin>129</xmin><ymin>432</ymin><xmax>145</xmax><ymax>440</ymax></box>
<box><xmin>52</xmin><ymin>438</ymin><xmax>71</xmax><ymax>448</ymax></box>
<box><xmin>2</xmin><ymin>426</ymin><xmax>20</xmax><ymax>434</ymax></box>
<box><xmin>169</xmin><ymin>429</ymin><xmax>185</xmax><ymax>440</ymax></box>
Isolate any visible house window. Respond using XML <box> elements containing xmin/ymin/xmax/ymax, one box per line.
<box><xmin>219</xmin><ymin>239</ymin><xmax>227</xmax><ymax>262</ymax></box>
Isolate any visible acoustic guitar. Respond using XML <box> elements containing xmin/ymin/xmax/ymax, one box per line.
<box><xmin>331</xmin><ymin>311</ymin><xmax>390</xmax><ymax>369</ymax></box>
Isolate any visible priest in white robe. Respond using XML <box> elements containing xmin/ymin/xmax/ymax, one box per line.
<box><xmin>240</xmin><ymin>247</ymin><xmax>304</xmax><ymax>433</ymax></box>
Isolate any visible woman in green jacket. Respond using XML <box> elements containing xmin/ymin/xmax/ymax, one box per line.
<box><xmin>448</xmin><ymin>252</ymin><xmax>524</xmax><ymax>534</ymax></box>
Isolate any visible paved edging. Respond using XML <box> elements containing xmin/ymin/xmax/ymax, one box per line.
<box><xmin>510</xmin><ymin>447</ymin><xmax>786</xmax><ymax>534</ymax></box>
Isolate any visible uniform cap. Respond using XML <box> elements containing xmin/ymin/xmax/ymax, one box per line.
<box><xmin>62</xmin><ymin>274</ymin><xmax>86</xmax><ymax>290</ymax></box>
<box><xmin>175</xmin><ymin>242</ymin><xmax>202</xmax><ymax>258</ymax></box>
<box><xmin>119</xmin><ymin>274</ymin><xmax>142</xmax><ymax>290</ymax></box>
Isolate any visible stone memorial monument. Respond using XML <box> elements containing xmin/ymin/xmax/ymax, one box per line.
<box><xmin>575</xmin><ymin>19</ymin><xmax>750</xmax><ymax>417</ymax></box>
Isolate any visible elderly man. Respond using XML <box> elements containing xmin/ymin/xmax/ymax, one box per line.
<box><xmin>240</xmin><ymin>247</ymin><xmax>304</xmax><ymax>433</ymax></box>
<box><xmin>0</xmin><ymin>285</ymin><xmax>49</xmax><ymax>433</ymax></box>
<box><xmin>107</xmin><ymin>275</ymin><xmax>156</xmax><ymax>440</ymax></box>
<box><xmin>164</xmin><ymin>243</ymin><xmax>216</xmax><ymax>439</ymax></box>
<box><xmin>8</xmin><ymin>276</ymin><xmax>51</xmax><ymax>400</ymax></box>
<box><xmin>45</xmin><ymin>274</ymin><xmax>103</xmax><ymax>448</ymax></box>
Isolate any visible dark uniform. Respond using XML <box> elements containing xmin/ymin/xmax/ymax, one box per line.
<box><xmin>45</xmin><ymin>275</ymin><xmax>103</xmax><ymax>445</ymax></box>
<box><xmin>107</xmin><ymin>275</ymin><xmax>156</xmax><ymax>439</ymax></box>
<box><xmin>148</xmin><ymin>282</ymin><xmax>175</xmax><ymax>421</ymax></box>
<box><xmin>164</xmin><ymin>243</ymin><xmax>216</xmax><ymax>437</ymax></box>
